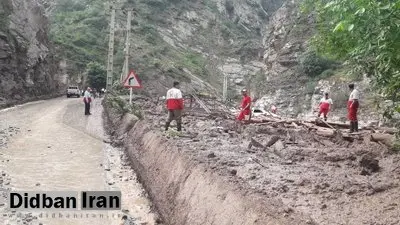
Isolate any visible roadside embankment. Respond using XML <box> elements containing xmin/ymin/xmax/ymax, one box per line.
<box><xmin>103</xmin><ymin>95</ymin><xmax>311</xmax><ymax>225</ymax></box>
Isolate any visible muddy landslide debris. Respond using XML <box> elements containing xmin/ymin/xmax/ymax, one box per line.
<box><xmin>129</xmin><ymin>96</ymin><xmax>400</xmax><ymax>225</ymax></box>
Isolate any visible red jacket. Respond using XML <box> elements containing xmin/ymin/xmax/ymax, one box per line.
<box><xmin>166</xmin><ymin>88</ymin><xmax>184</xmax><ymax>110</ymax></box>
<box><xmin>241</xmin><ymin>95</ymin><xmax>251</xmax><ymax>110</ymax></box>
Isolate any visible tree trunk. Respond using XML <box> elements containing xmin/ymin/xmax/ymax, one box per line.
<box><xmin>316</xmin><ymin>128</ymin><xmax>336</xmax><ymax>137</ymax></box>
<box><xmin>370</xmin><ymin>133</ymin><xmax>395</xmax><ymax>148</ymax></box>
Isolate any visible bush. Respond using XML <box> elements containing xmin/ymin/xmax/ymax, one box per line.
<box><xmin>304</xmin><ymin>80</ymin><xmax>317</xmax><ymax>95</ymax></box>
<box><xmin>299</xmin><ymin>50</ymin><xmax>336</xmax><ymax>78</ymax></box>
<box><xmin>225</xmin><ymin>0</ymin><xmax>235</xmax><ymax>16</ymax></box>
<box><xmin>319</xmin><ymin>69</ymin><xmax>335</xmax><ymax>79</ymax></box>
<box><xmin>105</xmin><ymin>94</ymin><xmax>144</xmax><ymax>119</ymax></box>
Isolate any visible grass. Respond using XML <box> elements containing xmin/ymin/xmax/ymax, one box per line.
<box><xmin>104</xmin><ymin>94</ymin><xmax>144</xmax><ymax>119</ymax></box>
<box><xmin>305</xmin><ymin>80</ymin><xmax>317</xmax><ymax>95</ymax></box>
<box><xmin>0</xmin><ymin>0</ymin><xmax>12</xmax><ymax>30</ymax></box>
<box><xmin>177</xmin><ymin>51</ymin><xmax>209</xmax><ymax>79</ymax></box>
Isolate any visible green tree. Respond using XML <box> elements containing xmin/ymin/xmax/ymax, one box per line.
<box><xmin>50</xmin><ymin>0</ymin><xmax>108</xmax><ymax>75</ymax></box>
<box><xmin>86</xmin><ymin>62</ymin><xmax>106</xmax><ymax>90</ymax></box>
<box><xmin>302</xmin><ymin>0</ymin><xmax>400</xmax><ymax>117</ymax></box>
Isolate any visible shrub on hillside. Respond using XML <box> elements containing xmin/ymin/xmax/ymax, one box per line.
<box><xmin>225</xmin><ymin>0</ymin><xmax>235</xmax><ymax>16</ymax></box>
<box><xmin>299</xmin><ymin>50</ymin><xmax>337</xmax><ymax>78</ymax></box>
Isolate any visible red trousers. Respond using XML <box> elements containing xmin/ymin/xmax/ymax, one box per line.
<box><xmin>237</xmin><ymin>109</ymin><xmax>250</xmax><ymax>121</ymax></box>
<box><xmin>319</xmin><ymin>107</ymin><xmax>329</xmax><ymax>117</ymax></box>
<box><xmin>347</xmin><ymin>100</ymin><xmax>359</xmax><ymax>121</ymax></box>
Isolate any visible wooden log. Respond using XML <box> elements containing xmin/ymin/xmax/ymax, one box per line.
<box><xmin>376</xmin><ymin>127</ymin><xmax>399</xmax><ymax>135</ymax></box>
<box><xmin>312</xmin><ymin>120</ymin><xmax>350</xmax><ymax>129</ymax></box>
<box><xmin>316</xmin><ymin>127</ymin><xmax>336</xmax><ymax>137</ymax></box>
<box><xmin>370</xmin><ymin>133</ymin><xmax>395</xmax><ymax>148</ymax></box>
<box><xmin>316</xmin><ymin>118</ymin><xmax>337</xmax><ymax>130</ymax></box>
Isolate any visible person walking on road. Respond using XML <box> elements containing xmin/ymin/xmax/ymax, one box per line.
<box><xmin>237</xmin><ymin>89</ymin><xmax>252</xmax><ymax>121</ymax></box>
<box><xmin>347</xmin><ymin>83</ymin><xmax>360</xmax><ymax>132</ymax></box>
<box><xmin>318</xmin><ymin>92</ymin><xmax>333</xmax><ymax>121</ymax></box>
<box><xmin>165</xmin><ymin>81</ymin><xmax>184</xmax><ymax>132</ymax></box>
<box><xmin>83</xmin><ymin>87</ymin><xmax>92</xmax><ymax>115</ymax></box>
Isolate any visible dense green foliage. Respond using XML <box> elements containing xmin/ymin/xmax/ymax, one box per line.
<box><xmin>299</xmin><ymin>50</ymin><xmax>338</xmax><ymax>78</ymax></box>
<box><xmin>50</xmin><ymin>0</ymin><xmax>108</xmax><ymax>74</ymax></box>
<box><xmin>0</xmin><ymin>0</ymin><xmax>12</xmax><ymax>31</ymax></box>
<box><xmin>302</xmin><ymin>0</ymin><xmax>400</xmax><ymax>117</ymax></box>
<box><xmin>86</xmin><ymin>62</ymin><xmax>106</xmax><ymax>90</ymax></box>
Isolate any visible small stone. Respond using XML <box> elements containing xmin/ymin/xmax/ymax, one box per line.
<box><xmin>27</xmin><ymin>130</ymin><xmax>31</xmax><ymax>132</ymax></box>
<box><xmin>230</xmin><ymin>169</ymin><xmax>237</xmax><ymax>176</ymax></box>
<box><xmin>122</xmin><ymin>209</ymin><xmax>129</xmax><ymax>213</ymax></box>
<box><xmin>35</xmin><ymin>183</ymin><xmax>40</xmax><ymax>186</ymax></box>
<box><xmin>321</xmin><ymin>204</ymin><xmax>327</xmax><ymax>209</ymax></box>
<box><xmin>47</xmin><ymin>146</ymin><xmax>51</xmax><ymax>148</ymax></box>
<box><xmin>209</xmin><ymin>133</ymin><xmax>218</xmax><ymax>138</ymax></box>
<box><xmin>207</xmin><ymin>152</ymin><xmax>216</xmax><ymax>158</ymax></box>
<box><xmin>283</xmin><ymin>207</ymin><xmax>293</xmax><ymax>213</ymax></box>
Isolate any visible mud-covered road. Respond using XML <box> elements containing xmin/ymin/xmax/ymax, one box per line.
<box><xmin>0</xmin><ymin>98</ymin><xmax>157</xmax><ymax>225</ymax></box>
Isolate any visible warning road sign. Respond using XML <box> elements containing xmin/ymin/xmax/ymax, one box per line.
<box><xmin>123</xmin><ymin>70</ymin><xmax>142</xmax><ymax>88</ymax></box>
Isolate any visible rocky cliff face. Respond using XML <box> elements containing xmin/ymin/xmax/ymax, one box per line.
<box><xmin>0</xmin><ymin>0</ymin><xmax>64</xmax><ymax>107</ymax></box>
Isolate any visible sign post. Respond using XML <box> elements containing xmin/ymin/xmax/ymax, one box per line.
<box><xmin>123</xmin><ymin>70</ymin><xmax>142</xmax><ymax>104</ymax></box>
<box><xmin>129</xmin><ymin>87</ymin><xmax>133</xmax><ymax>104</ymax></box>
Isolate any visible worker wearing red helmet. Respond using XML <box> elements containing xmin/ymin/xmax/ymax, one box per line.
<box><xmin>237</xmin><ymin>89</ymin><xmax>252</xmax><ymax>121</ymax></box>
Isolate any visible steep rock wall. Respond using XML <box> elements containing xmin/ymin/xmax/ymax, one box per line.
<box><xmin>0</xmin><ymin>0</ymin><xmax>64</xmax><ymax>107</ymax></box>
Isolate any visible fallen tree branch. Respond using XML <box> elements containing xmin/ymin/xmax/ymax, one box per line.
<box><xmin>316</xmin><ymin>118</ymin><xmax>337</xmax><ymax>130</ymax></box>
<box><xmin>370</xmin><ymin>133</ymin><xmax>395</xmax><ymax>148</ymax></box>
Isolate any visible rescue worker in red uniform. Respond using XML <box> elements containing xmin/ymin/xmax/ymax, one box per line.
<box><xmin>165</xmin><ymin>81</ymin><xmax>184</xmax><ymax>131</ymax></box>
<box><xmin>318</xmin><ymin>92</ymin><xmax>333</xmax><ymax>121</ymax></box>
<box><xmin>237</xmin><ymin>89</ymin><xmax>251</xmax><ymax>121</ymax></box>
<box><xmin>347</xmin><ymin>83</ymin><xmax>360</xmax><ymax>132</ymax></box>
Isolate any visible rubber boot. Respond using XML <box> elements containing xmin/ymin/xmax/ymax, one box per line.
<box><xmin>177</xmin><ymin>122</ymin><xmax>182</xmax><ymax>132</ymax></box>
<box><xmin>165</xmin><ymin>122</ymin><xmax>170</xmax><ymax>131</ymax></box>
<box><xmin>355</xmin><ymin>121</ymin><xmax>359</xmax><ymax>132</ymax></box>
<box><xmin>349</xmin><ymin>121</ymin><xmax>354</xmax><ymax>133</ymax></box>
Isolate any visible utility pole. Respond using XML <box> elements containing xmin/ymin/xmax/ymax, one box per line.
<box><xmin>120</xmin><ymin>10</ymin><xmax>132</xmax><ymax>83</ymax></box>
<box><xmin>215</xmin><ymin>25</ymin><xmax>228</xmax><ymax>102</ymax></box>
<box><xmin>106</xmin><ymin>2</ymin><xmax>116</xmax><ymax>91</ymax></box>
<box><xmin>223</xmin><ymin>74</ymin><xmax>228</xmax><ymax>102</ymax></box>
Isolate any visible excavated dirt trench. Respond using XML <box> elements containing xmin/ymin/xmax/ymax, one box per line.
<box><xmin>104</xmin><ymin>95</ymin><xmax>400</xmax><ymax>225</ymax></box>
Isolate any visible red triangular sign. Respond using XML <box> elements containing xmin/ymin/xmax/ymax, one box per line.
<box><xmin>123</xmin><ymin>70</ymin><xmax>142</xmax><ymax>88</ymax></box>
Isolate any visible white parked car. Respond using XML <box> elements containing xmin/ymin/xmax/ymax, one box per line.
<box><xmin>66</xmin><ymin>86</ymin><xmax>80</xmax><ymax>98</ymax></box>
